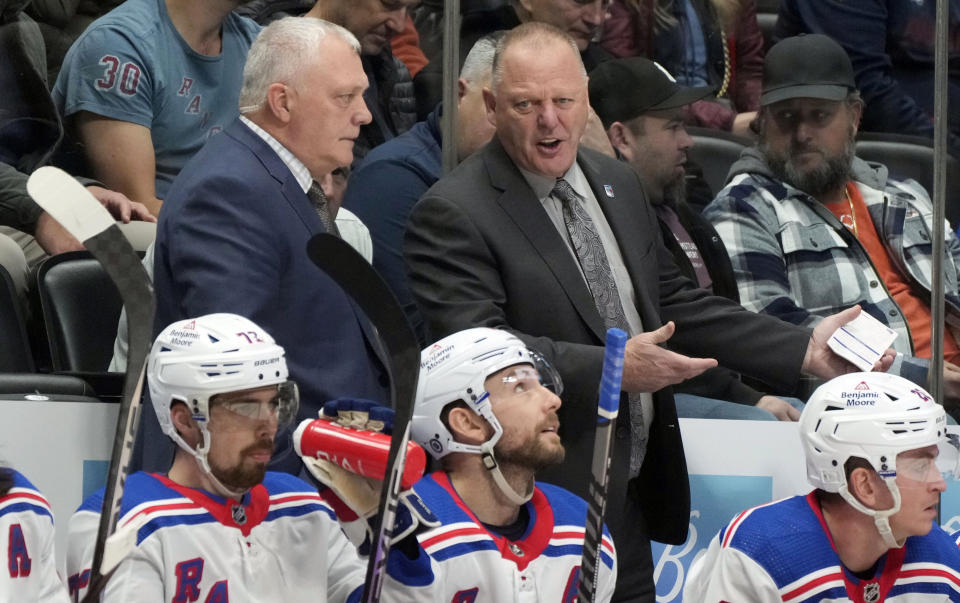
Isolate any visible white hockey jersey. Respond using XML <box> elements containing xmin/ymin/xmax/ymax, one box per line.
<box><xmin>384</xmin><ymin>471</ymin><xmax>617</xmax><ymax>603</ymax></box>
<box><xmin>67</xmin><ymin>471</ymin><xmax>365</xmax><ymax>602</ymax></box>
<box><xmin>684</xmin><ymin>492</ymin><xmax>960</xmax><ymax>602</ymax></box>
<box><xmin>0</xmin><ymin>469</ymin><xmax>69</xmax><ymax>603</ymax></box>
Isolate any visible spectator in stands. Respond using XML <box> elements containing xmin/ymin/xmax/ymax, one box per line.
<box><xmin>391</xmin><ymin>13</ymin><xmax>429</xmax><ymax>78</ymax></box>
<box><xmin>510</xmin><ymin>0</ymin><xmax>615</xmax><ymax>71</ymax></box>
<box><xmin>343</xmin><ymin>32</ymin><xmax>502</xmax><ymax>346</ymax></box>
<box><xmin>52</xmin><ymin>0</ymin><xmax>262</xmax><ymax>215</ymax></box>
<box><xmin>685</xmin><ymin>372</ymin><xmax>960</xmax><ymax>601</ymax></box>
<box><xmin>704</xmin><ymin>34</ymin><xmax>960</xmax><ymax>408</ymax></box>
<box><xmin>590</xmin><ymin>56</ymin><xmax>802</xmax><ymax>421</ymax></box>
<box><xmin>303</xmin><ymin>0</ymin><xmax>420</xmax><ymax>163</ymax></box>
<box><xmin>147</xmin><ymin>18</ymin><xmax>390</xmax><ymax>476</ymax></box>
<box><xmin>404</xmin><ymin>23</ymin><xmax>891</xmax><ymax>601</ymax></box>
<box><xmin>599</xmin><ymin>0</ymin><xmax>764</xmax><ymax>137</ymax></box>
<box><xmin>24</xmin><ymin>0</ymin><xmax>122</xmax><ymax>85</ymax></box>
<box><xmin>775</xmin><ymin>0</ymin><xmax>960</xmax><ymax>160</ymax></box>
<box><xmin>1</xmin><ymin>1</ymin><xmax>153</xmax><ymax>298</ymax></box>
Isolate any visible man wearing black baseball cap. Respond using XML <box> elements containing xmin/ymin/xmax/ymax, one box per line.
<box><xmin>589</xmin><ymin>57</ymin><xmax>805</xmax><ymax>423</ymax></box>
<box><xmin>705</xmin><ymin>34</ymin><xmax>960</xmax><ymax>407</ymax></box>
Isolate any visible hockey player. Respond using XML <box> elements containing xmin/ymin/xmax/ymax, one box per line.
<box><xmin>684</xmin><ymin>372</ymin><xmax>960</xmax><ymax>602</ymax></box>
<box><xmin>385</xmin><ymin>327</ymin><xmax>618</xmax><ymax>601</ymax></box>
<box><xmin>66</xmin><ymin>313</ymin><xmax>367</xmax><ymax>602</ymax></box>
<box><xmin>0</xmin><ymin>467</ymin><xmax>69</xmax><ymax>602</ymax></box>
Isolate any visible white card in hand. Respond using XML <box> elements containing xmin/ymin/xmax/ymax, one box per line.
<box><xmin>827</xmin><ymin>312</ymin><xmax>898</xmax><ymax>372</ymax></box>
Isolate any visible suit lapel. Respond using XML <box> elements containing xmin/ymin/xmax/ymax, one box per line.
<box><xmin>484</xmin><ymin>140</ymin><xmax>607</xmax><ymax>341</ymax></box>
<box><xmin>226</xmin><ymin>119</ymin><xmax>391</xmax><ymax>376</ymax></box>
<box><xmin>226</xmin><ymin>119</ymin><xmax>322</xmax><ymax>233</ymax></box>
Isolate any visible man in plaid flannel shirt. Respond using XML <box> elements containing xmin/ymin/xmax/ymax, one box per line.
<box><xmin>705</xmin><ymin>34</ymin><xmax>960</xmax><ymax>407</ymax></box>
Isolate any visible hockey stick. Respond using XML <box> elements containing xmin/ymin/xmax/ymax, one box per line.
<box><xmin>26</xmin><ymin>167</ymin><xmax>155</xmax><ymax>602</ymax></box>
<box><xmin>306</xmin><ymin>233</ymin><xmax>420</xmax><ymax>603</ymax></box>
<box><xmin>577</xmin><ymin>328</ymin><xmax>627</xmax><ymax>603</ymax></box>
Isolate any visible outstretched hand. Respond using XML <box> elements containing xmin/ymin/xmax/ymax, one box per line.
<box><xmin>620</xmin><ymin>321</ymin><xmax>718</xmax><ymax>393</ymax></box>
<box><xmin>755</xmin><ymin>395</ymin><xmax>801</xmax><ymax>421</ymax></box>
<box><xmin>802</xmin><ymin>306</ymin><xmax>896</xmax><ymax>379</ymax></box>
<box><xmin>86</xmin><ymin>185</ymin><xmax>157</xmax><ymax>223</ymax></box>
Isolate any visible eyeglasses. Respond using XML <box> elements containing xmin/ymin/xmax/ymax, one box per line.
<box><xmin>212</xmin><ymin>382</ymin><xmax>299</xmax><ymax>429</ymax></box>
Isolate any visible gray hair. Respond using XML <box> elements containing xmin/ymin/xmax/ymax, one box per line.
<box><xmin>460</xmin><ymin>31</ymin><xmax>505</xmax><ymax>85</ymax></box>
<box><xmin>238</xmin><ymin>17</ymin><xmax>361</xmax><ymax>113</ymax></box>
<box><xmin>490</xmin><ymin>22</ymin><xmax>585</xmax><ymax>93</ymax></box>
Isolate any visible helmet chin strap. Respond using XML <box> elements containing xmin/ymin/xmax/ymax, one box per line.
<box><xmin>189</xmin><ymin>425</ymin><xmax>248</xmax><ymax>501</ymax></box>
<box><xmin>479</xmin><ymin>441</ymin><xmax>533</xmax><ymax>506</ymax></box>
<box><xmin>839</xmin><ymin>477</ymin><xmax>905</xmax><ymax>549</ymax></box>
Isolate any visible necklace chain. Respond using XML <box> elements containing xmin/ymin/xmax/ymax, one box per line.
<box><xmin>842</xmin><ymin>186</ymin><xmax>858</xmax><ymax>236</ymax></box>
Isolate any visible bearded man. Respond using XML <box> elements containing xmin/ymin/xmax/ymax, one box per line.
<box><xmin>704</xmin><ymin>34</ymin><xmax>960</xmax><ymax>408</ymax></box>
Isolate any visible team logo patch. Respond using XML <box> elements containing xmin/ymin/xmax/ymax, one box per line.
<box><xmin>231</xmin><ymin>504</ymin><xmax>247</xmax><ymax>525</ymax></box>
<box><xmin>864</xmin><ymin>581</ymin><xmax>880</xmax><ymax>603</ymax></box>
<box><xmin>603</xmin><ymin>184</ymin><xmax>615</xmax><ymax>198</ymax></box>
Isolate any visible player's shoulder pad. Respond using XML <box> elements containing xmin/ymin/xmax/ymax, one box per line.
<box><xmin>76</xmin><ymin>472</ymin><xmax>176</xmax><ymax>516</ymax></box>
<box><xmin>261</xmin><ymin>471</ymin><xmax>318</xmax><ymax>495</ymax></box>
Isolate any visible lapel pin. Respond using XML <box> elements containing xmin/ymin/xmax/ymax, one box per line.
<box><xmin>603</xmin><ymin>184</ymin><xmax>615</xmax><ymax>198</ymax></box>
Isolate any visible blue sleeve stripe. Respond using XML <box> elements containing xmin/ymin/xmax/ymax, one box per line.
<box><xmin>429</xmin><ymin>540</ymin><xmax>499</xmax><ymax>561</ymax></box>
<box><xmin>601</xmin><ymin>550</ymin><xmax>614</xmax><ymax>570</ymax></box>
<box><xmin>0</xmin><ymin>501</ymin><xmax>53</xmax><ymax>521</ymax></box>
<box><xmin>265</xmin><ymin>502</ymin><xmax>337</xmax><ymax>523</ymax></box>
<box><xmin>136</xmin><ymin>513</ymin><xmax>218</xmax><ymax>544</ymax></box>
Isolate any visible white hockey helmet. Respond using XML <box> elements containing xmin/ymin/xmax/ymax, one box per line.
<box><xmin>411</xmin><ymin>328</ymin><xmax>562</xmax><ymax>503</ymax></box>
<box><xmin>800</xmin><ymin>372</ymin><xmax>952</xmax><ymax>548</ymax></box>
<box><xmin>148</xmin><ymin>314</ymin><xmax>298</xmax><ymax>493</ymax></box>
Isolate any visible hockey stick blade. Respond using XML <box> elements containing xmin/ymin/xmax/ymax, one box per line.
<box><xmin>306</xmin><ymin>233</ymin><xmax>420</xmax><ymax>603</ymax></box>
<box><xmin>27</xmin><ymin>166</ymin><xmax>155</xmax><ymax>601</ymax></box>
<box><xmin>577</xmin><ymin>328</ymin><xmax>626</xmax><ymax>603</ymax></box>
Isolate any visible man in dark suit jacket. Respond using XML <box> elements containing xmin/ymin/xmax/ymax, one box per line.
<box><xmin>404</xmin><ymin>23</ymin><xmax>888</xmax><ymax>602</ymax></box>
<box><xmin>148</xmin><ymin>17</ymin><xmax>389</xmax><ymax>475</ymax></box>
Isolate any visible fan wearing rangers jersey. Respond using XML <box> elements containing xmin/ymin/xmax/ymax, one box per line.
<box><xmin>52</xmin><ymin>0</ymin><xmax>261</xmax><ymax>214</ymax></box>
<box><xmin>66</xmin><ymin>314</ymin><xmax>367</xmax><ymax>602</ymax></box>
<box><xmin>0</xmin><ymin>467</ymin><xmax>69</xmax><ymax>602</ymax></box>
<box><xmin>684</xmin><ymin>372</ymin><xmax>960</xmax><ymax>602</ymax></box>
<box><xmin>385</xmin><ymin>328</ymin><xmax>618</xmax><ymax>602</ymax></box>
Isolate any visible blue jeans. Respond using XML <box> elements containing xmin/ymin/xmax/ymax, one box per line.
<box><xmin>673</xmin><ymin>393</ymin><xmax>805</xmax><ymax>420</ymax></box>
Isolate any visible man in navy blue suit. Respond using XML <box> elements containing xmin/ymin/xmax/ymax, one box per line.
<box><xmin>147</xmin><ymin>16</ymin><xmax>390</xmax><ymax>475</ymax></box>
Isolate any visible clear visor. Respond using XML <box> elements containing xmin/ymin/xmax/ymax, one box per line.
<box><xmin>509</xmin><ymin>350</ymin><xmax>563</xmax><ymax>396</ymax></box>
<box><xmin>212</xmin><ymin>381</ymin><xmax>300</xmax><ymax>429</ymax></box>
<box><xmin>895</xmin><ymin>437</ymin><xmax>960</xmax><ymax>484</ymax></box>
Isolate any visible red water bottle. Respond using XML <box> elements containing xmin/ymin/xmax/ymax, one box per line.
<box><xmin>293</xmin><ymin>419</ymin><xmax>427</xmax><ymax>490</ymax></box>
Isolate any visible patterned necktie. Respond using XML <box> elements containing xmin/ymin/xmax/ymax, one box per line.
<box><xmin>552</xmin><ymin>178</ymin><xmax>647</xmax><ymax>476</ymax></box>
<box><xmin>307</xmin><ymin>181</ymin><xmax>340</xmax><ymax>237</ymax></box>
